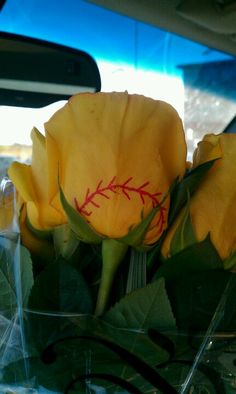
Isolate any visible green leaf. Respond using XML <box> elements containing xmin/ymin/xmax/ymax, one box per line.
<box><xmin>168</xmin><ymin>159</ymin><xmax>217</xmax><ymax>225</ymax></box>
<box><xmin>53</xmin><ymin>223</ymin><xmax>80</xmax><ymax>259</ymax></box>
<box><xmin>55</xmin><ymin>316</ymin><xmax>170</xmax><ymax>391</ymax></box>
<box><xmin>60</xmin><ymin>186</ymin><xmax>102</xmax><ymax>244</ymax></box>
<box><xmin>169</xmin><ymin>205</ymin><xmax>197</xmax><ymax>256</ymax></box>
<box><xmin>223</xmin><ymin>251</ymin><xmax>236</xmax><ymax>270</ymax></box>
<box><xmin>104</xmin><ymin>278</ymin><xmax>176</xmax><ymax>331</ymax></box>
<box><xmin>153</xmin><ymin>234</ymin><xmax>223</xmax><ymax>282</ymax></box>
<box><xmin>0</xmin><ymin>242</ymin><xmax>16</xmax><ymax>313</ymax></box>
<box><xmin>3</xmin><ymin>316</ymin><xmax>170</xmax><ymax>393</ymax></box>
<box><xmin>28</xmin><ymin>259</ymin><xmax>93</xmax><ymax>314</ymax></box>
<box><xmin>2</xmin><ymin>315</ymin><xmax>170</xmax><ymax>392</ymax></box>
<box><xmin>20</xmin><ymin>245</ymin><xmax>34</xmax><ymax>306</ymax></box>
<box><xmin>0</xmin><ymin>237</ymin><xmax>33</xmax><ymax>311</ymax></box>
<box><xmin>165</xmin><ymin>270</ymin><xmax>235</xmax><ymax>331</ymax></box>
<box><xmin>27</xmin><ymin>260</ymin><xmax>94</xmax><ymax>352</ymax></box>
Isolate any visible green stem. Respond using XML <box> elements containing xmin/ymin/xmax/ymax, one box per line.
<box><xmin>95</xmin><ymin>239</ymin><xmax>128</xmax><ymax>316</ymax></box>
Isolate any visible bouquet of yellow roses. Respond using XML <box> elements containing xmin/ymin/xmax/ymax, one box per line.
<box><xmin>0</xmin><ymin>92</ymin><xmax>235</xmax><ymax>393</ymax></box>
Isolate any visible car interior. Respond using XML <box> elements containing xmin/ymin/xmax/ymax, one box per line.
<box><xmin>0</xmin><ymin>32</ymin><xmax>101</xmax><ymax>108</ymax></box>
<box><xmin>0</xmin><ymin>0</ymin><xmax>235</xmax><ymax>168</ymax></box>
<box><xmin>90</xmin><ymin>0</ymin><xmax>236</xmax><ymax>56</ymax></box>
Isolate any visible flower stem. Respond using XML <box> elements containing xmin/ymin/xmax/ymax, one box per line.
<box><xmin>95</xmin><ymin>239</ymin><xmax>128</xmax><ymax>316</ymax></box>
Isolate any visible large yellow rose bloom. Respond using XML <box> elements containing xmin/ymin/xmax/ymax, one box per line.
<box><xmin>9</xmin><ymin>92</ymin><xmax>187</xmax><ymax>315</ymax></box>
<box><xmin>45</xmin><ymin>92</ymin><xmax>187</xmax><ymax>245</ymax></box>
<box><xmin>161</xmin><ymin>133</ymin><xmax>236</xmax><ymax>262</ymax></box>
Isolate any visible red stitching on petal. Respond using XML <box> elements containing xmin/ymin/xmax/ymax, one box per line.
<box><xmin>74</xmin><ymin>176</ymin><xmax>167</xmax><ymax>232</ymax></box>
<box><xmin>74</xmin><ymin>197</ymin><xmax>92</xmax><ymax>217</ymax></box>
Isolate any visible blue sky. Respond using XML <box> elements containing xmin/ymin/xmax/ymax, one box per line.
<box><xmin>0</xmin><ymin>0</ymin><xmax>233</xmax><ymax>72</ymax></box>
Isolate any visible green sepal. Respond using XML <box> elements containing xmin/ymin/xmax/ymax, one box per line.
<box><xmin>153</xmin><ymin>234</ymin><xmax>223</xmax><ymax>282</ymax></box>
<box><xmin>25</xmin><ymin>214</ymin><xmax>52</xmax><ymax>240</ymax></box>
<box><xmin>59</xmin><ymin>186</ymin><xmax>102</xmax><ymax>244</ymax></box>
<box><xmin>119</xmin><ymin>189</ymin><xmax>169</xmax><ymax>249</ymax></box>
<box><xmin>168</xmin><ymin>159</ymin><xmax>218</xmax><ymax>225</ymax></box>
<box><xmin>169</xmin><ymin>203</ymin><xmax>197</xmax><ymax>256</ymax></box>
<box><xmin>223</xmin><ymin>252</ymin><xmax>236</xmax><ymax>270</ymax></box>
<box><xmin>53</xmin><ymin>223</ymin><xmax>80</xmax><ymax>260</ymax></box>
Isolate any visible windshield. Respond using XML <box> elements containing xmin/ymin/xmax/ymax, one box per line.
<box><xmin>0</xmin><ymin>0</ymin><xmax>235</xmax><ymax>174</ymax></box>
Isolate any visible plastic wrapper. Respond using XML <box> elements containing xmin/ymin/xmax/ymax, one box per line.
<box><xmin>0</xmin><ymin>176</ymin><xmax>31</xmax><ymax>390</ymax></box>
<box><xmin>0</xmin><ymin>175</ymin><xmax>235</xmax><ymax>393</ymax></box>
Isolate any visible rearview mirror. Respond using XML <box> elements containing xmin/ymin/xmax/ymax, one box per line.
<box><xmin>0</xmin><ymin>32</ymin><xmax>101</xmax><ymax>107</ymax></box>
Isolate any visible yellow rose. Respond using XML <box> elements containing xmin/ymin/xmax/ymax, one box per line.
<box><xmin>161</xmin><ymin>133</ymin><xmax>236</xmax><ymax>264</ymax></box>
<box><xmin>19</xmin><ymin>203</ymin><xmax>55</xmax><ymax>262</ymax></box>
<box><xmin>45</xmin><ymin>92</ymin><xmax>187</xmax><ymax>245</ymax></box>
<box><xmin>44</xmin><ymin>91</ymin><xmax>187</xmax><ymax>314</ymax></box>
<box><xmin>8</xmin><ymin>127</ymin><xmax>66</xmax><ymax>231</ymax></box>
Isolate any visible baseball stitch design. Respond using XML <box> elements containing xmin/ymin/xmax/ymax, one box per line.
<box><xmin>74</xmin><ymin>176</ymin><xmax>166</xmax><ymax>234</ymax></box>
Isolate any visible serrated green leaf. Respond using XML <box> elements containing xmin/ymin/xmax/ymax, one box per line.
<box><xmin>55</xmin><ymin>315</ymin><xmax>170</xmax><ymax>391</ymax></box>
<box><xmin>169</xmin><ymin>205</ymin><xmax>197</xmax><ymax>256</ymax></box>
<box><xmin>104</xmin><ymin>278</ymin><xmax>176</xmax><ymax>331</ymax></box>
<box><xmin>168</xmin><ymin>159</ymin><xmax>217</xmax><ymax>225</ymax></box>
<box><xmin>102</xmin><ymin>283</ymin><xmax>176</xmax><ymax>391</ymax></box>
<box><xmin>60</xmin><ymin>186</ymin><xmax>102</xmax><ymax>244</ymax></box>
<box><xmin>153</xmin><ymin>234</ymin><xmax>223</xmax><ymax>282</ymax></box>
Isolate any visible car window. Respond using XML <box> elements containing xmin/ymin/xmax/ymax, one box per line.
<box><xmin>0</xmin><ymin>0</ymin><xmax>235</xmax><ymax>175</ymax></box>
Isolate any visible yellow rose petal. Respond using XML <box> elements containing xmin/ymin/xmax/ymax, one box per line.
<box><xmin>8</xmin><ymin>162</ymin><xmax>36</xmax><ymax>202</ymax></box>
<box><xmin>45</xmin><ymin>92</ymin><xmax>187</xmax><ymax>245</ymax></box>
<box><xmin>162</xmin><ymin>133</ymin><xmax>236</xmax><ymax>261</ymax></box>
